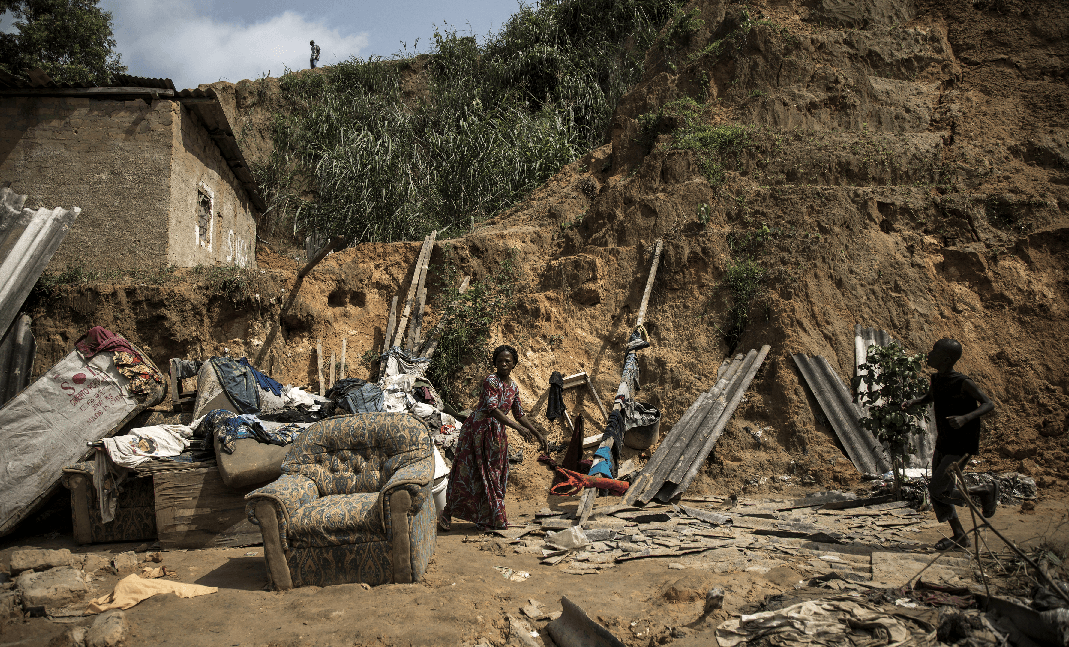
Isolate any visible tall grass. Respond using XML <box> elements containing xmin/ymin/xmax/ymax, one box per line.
<box><xmin>255</xmin><ymin>0</ymin><xmax>684</xmax><ymax>244</ymax></box>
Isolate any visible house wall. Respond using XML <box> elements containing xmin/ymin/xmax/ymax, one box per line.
<box><xmin>0</xmin><ymin>96</ymin><xmax>172</xmax><ymax>273</ymax></box>
<box><xmin>167</xmin><ymin>104</ymin><xmax>257</xmax><ymax>269</ymax></box>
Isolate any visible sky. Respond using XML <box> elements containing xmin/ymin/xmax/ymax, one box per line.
<box><xmin>6</xmin><ymin>0</ymin><xmax>527</xmax><ymax>89</ymax></box>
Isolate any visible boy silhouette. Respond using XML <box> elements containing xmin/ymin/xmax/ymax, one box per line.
<box><xmin>903</xmin><ymin>338</ymin><xmax>997</xmax><ymax>550</ymax></box>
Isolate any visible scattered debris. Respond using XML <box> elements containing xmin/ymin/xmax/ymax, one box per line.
<box><xmin>545</xmin><ymin>596</ymin><xmax>626</xmax><ymax>647</ymax></box>
<box><xmin>494</xmin><ymin>566</ymin><xmax>531</xmax><ymax>583</ymax></box>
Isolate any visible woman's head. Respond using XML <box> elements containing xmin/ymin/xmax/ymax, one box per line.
<box><xmin>492</xmin><ymin>344</ymin><xmax>519</xmax><ymax>368</ymax></box>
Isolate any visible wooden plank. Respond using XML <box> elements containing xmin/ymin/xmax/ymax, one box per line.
<box><xmin>339</xmin><ymin>338</ymin><xmax>347</xmax><ymax>380</ymax></box>
<box><xmin>421</xmin><ymin>276</ymin><xmax>470</xmax><ymax>359</ymax></box>
<box><xmin>585</xmin><ymin>374</ymin><xmax>609</xmax><ymax>421</ymax></box>
<box><xmin>384</xmin><ymin>296</ymin><xmax>399</xmax><ymax>351</ymax></box>
<box><xmin>577</xmin><ymin>239</ymin><xmax>664</xmax><ymax>524</ymax></box>
<box><xmin>393</xmin><ymin>233</ymin><xmax>435</xmax><ymax>349</ymax></box>
<box><xmin>153</xmin><ymin>467</ymin><xmax>261</xmax><ymax>549</ymax></box>
<box><xmin>561</xmin><ymin>372</ymin><xmax>588</xmax><ymax>389</ymax></box>
<box><xmin>407</xmin><ymin>230</ymin><xmax>437</xmax><ymax>350</ymax></box>
<box><xmin>316</xmin><ymin>339</ymin><xmax>324</xmax><ymax>396</ymax></box>
<box><xmin>329</xmin><ymin>351</ymin><xmax>336</xmax><ymax>388</ymax></box>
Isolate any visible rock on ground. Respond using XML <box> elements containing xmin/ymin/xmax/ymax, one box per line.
<box><xmin>87</xmin><ymin>610</ymin><xmax>128</xmax><ymax>647</ymax></box>
<box><xmin>9</xmin><ymin>548</ymin><xmax>73</xmax><ymax>574</ymax></box>
<box><xmin>15</xmin><ymin>567</ymin><xmax>88</xmax><ymax>608</ymax></box>
<box><xmin>110</xmin><ymin>552</ymin><xmax>138</xmax><ymax>575</ymax></box>
<box><xmin>0</xmin><ymin>590</ymin><xmax>20</xmax><ymax>619</ymax></box>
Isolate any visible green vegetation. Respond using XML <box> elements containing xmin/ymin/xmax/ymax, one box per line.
<box><xmin>257</xmin><ymin>0</ymin><xmax>685</xmax><ymax>244</ymax></box>
<box><xmin>638</xmin><ymin>97</ymin><xmax>751</xmax><ymax>186</ymax></box>
<box><xmin>0</xmin><ymin>0</ymin><xmax>126</xmax><ymax>84</ymax></box>
<box><xmin>190</xmin><ymin>265</ymin><xmax>262</xmax><ymax>304</ymax></box>
<box><xmin>30</xmin><ymin>264</ymin><xmax>178</xmax><ymax>301</ymax></box>
<box><xmin>721</xmin><ymin>257</ymin><xmax>766</xmax><ymax>350</ymax></box>
<box><xmin>427</xmin><ymin>248</ymin><xmax>518</xmax><ymax>402</ymax></box>
<box><xmin>854</xmin><ymin>342</ymin><xmax>930</xmax><ymax>495</ymax></box>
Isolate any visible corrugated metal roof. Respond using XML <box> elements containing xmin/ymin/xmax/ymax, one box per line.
<box><xmin>793</xmin><ymin>352</ymin><xmax>893</xmax><ymax>475</ymax></box>
<box><xmin>0</xmin><ymin>187</ymin><xmax>79</xmax><ymax>339</ymax></box>
<box><xmin>0</xmin><ymin>313</ymin><xmax>35</xmax><ymax>406</ymax></box>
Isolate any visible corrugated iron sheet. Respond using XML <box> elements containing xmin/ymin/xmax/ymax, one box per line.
<box><xmin>853</xmin><ymin>325</ymin><xmax>935</xmax><ymax>469</ymax></box>
<box><xmin>793</xmin><ymin>352</ymin><xmax>892</xmax><ymax>475</ymax></box>
<box><xmin>0</xmin><ymin>313</ymin><xmax>35</xmax><ymax>406</ymax></box>
<box><xmin>0</xmin><ymin>187</ymin><xmax>78</xmax><ymax>337</ymax></box>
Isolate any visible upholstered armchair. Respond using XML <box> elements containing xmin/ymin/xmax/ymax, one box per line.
<box><xmin>245</xmin><ymin>413</ymin><xmax>437</xmax><ymax>589</ymax></box>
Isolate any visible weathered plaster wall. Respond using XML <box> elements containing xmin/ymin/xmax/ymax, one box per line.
<box><xmin>0</xmin><ymin>96</ymin><xmax>172</xmax><ymax>273</ymax></box>
<box><xmin>167</xmin><ymin>104</ymin><xmax>257</xmax><ymax>269</ymax></box>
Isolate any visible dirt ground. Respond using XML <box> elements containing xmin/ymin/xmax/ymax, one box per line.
<box><xmin>2</xmin><ymin>492</ymin><xmax>1067</xmax><ymax>647</ymax></box>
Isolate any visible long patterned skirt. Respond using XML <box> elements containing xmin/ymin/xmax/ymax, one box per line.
<box><xmin>442</xmin><ymin>416</ymin><xmax>509</xmax><ymax>529</ymax></box>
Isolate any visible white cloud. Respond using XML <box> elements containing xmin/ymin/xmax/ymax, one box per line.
<box><xmin>105</xmin><ymin>0</ymin><xmax>369</xmax><ymax>89</ymax></box>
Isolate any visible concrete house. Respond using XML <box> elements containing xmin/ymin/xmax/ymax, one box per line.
<box><xmin>0</xmin><ymin>75</ymin><xmax>265</xmax><ymax>272</ymax></box>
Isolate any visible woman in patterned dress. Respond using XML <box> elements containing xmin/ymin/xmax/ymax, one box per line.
<box><xmin>440</xmin><ymin>345</ymin><xmax>546</xmax><ymax>531</ymax></box>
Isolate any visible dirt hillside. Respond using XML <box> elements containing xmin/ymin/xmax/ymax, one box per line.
<box><xmin>26</xmin><ymin>0</ymin><xmax>1069</xmax><ymax>500</ymax></box>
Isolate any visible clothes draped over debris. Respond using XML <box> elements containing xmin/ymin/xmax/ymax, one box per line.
<box><xmin>74</xmin><ymin>326</ymin><xmax>162</xmax><ymax>400</ymax></box>
<box><xmin>192</xmin><ymin>409</ymin><xmax>309</xmax><ymax>454</ymax></box>
<box><xmin>210</xmin><ymin>356</ymin><xmax>264</xmax><ymax>414</ymax></box>
<box><xmin>101</xmin><ymin>425</ymin><xmax>193</xmax><ymax>468</ymax></box>
<box><xmin>547</xmin><ymin>371</ymin><xmax>565</xmax><ymax>421</ymax></box>
<box><xmin>538</xmin><ymin>455</ymin><xmax>628</xmax><ymax>496</ymax></box>
<box><xmin>329</xmin><ymin>378</ymin><xmax>385</xmax><ymax>414</ymax></box>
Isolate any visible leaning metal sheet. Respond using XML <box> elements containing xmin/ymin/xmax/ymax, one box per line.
<box><xmin>0</xmin><ymin>349</ymin><xmax>140</xmax><ymax>536</ymax></box>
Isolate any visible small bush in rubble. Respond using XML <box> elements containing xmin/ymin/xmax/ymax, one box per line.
<box><xmin>855</xmin><ymin>342</ymin><xmax>929</xmax><ymax>495</ymax></box>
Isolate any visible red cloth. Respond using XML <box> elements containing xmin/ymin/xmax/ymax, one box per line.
<box><xmin>75</xmin><ymin>326</ymin><xmax>141</xmax><ymax>360</ymax></box>
<box><xmin>538</xmin><ymin>455</ymin><xmax>629</xmax><ymax>497</ymax></box>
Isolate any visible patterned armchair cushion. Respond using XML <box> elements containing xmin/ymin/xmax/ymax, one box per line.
<box><xmin>287</xmin><ymin>493</ymin><xmax>382</xmax><ymax>549</ymax></box>
<box><xmin>246</xmin><ymin>474</ymin><xmax>320</xmax><ymax>551</ymax></box>
<box><xmin>281</xmin><ymin>413</ymin><xmax>432</xmax><ymax>496</ymax></box>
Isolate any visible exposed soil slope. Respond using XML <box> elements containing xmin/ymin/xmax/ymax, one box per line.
<box><xmin>27</xmin><ymin>0</ymin><xmax>1069</xmax><ymax>499</ymax></box>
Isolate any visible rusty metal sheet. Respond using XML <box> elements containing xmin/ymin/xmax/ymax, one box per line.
<box><xmin>793</xmin><ymin>353</ymin><xmax>892</xmax><ymax>475</ymax></box>
<box><xmin>0</xmin><ymin>187</ymin><xmax>78</xmax><ymax>338</ymax></box>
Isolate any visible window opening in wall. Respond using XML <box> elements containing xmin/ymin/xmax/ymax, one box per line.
<box><xmin>196</xmin><ymin>188</ymin><xmax>213</xmax><ymax>249</ymax></box>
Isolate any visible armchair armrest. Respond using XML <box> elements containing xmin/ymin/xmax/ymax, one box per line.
<box><xmin>245</xmin><ymin>474</ymin><xmax>319</xmax><ymax>551</ymax></box>
<box><xmin>381</xmin><ymin>457</ymin><xmax>434</xmax><ymax>516</ymax></box>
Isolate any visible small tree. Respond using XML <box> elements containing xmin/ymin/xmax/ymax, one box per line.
<box><xmin>854</xmin><ymin>342</ymin><xmax>929</xmax><ymax>496</ymax></box>
<box><xmin>0</xmin><ymin>0</ymin><xmax>126</xmax><ymax>84</ymax></box>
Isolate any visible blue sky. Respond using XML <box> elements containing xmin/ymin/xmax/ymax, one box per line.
<box><xmin>90</xmin><ymin>0</ymin><xmax>525</xmax><ymax>89</ymax></box>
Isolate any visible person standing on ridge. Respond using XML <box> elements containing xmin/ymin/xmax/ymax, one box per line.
<box><xmin>903</xmin><ymin>338</ymin><xmax>998</xmax><ymax>550</ymax></box>
<box><xmin>310</xmin><ymin>40</ymin><xmax>321</xmax><ymax>69</ymax></box>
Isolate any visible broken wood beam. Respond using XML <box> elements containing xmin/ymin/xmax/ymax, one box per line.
<box><xmin>339</xmin><ymin>338</ymin><xmax>346</xmax><ymax>380</ymax></box>
<box><xmin>392</xmin><ymin>232</ymin><xmax>435</xmax><ymax>349</ymax></box>
<box><xmin>407</xmin><ymin>230</ymin><xmax>437</xmax><ymax>350</ymax></box>
<box><xmin>384</xmin><ymin>296</ymin><xmax>399</xmax><ymax>351</ymax></box>
<box><xmin>316</xmin><ymin>339</ymin><xmax>324</xmax><ymax>396</ymax></box>
<box><xmin>420</xmin><ymin>275</ymin><xmax>470</xmax><ymax>359</ymax></box>
<box><xmin>577</xmin><ymin>239</ymin><xmax>663</xmax><ymax>524</ymax></box>
<box><xmin>586</xmin><ymin>374</ymin><xmax>609</xmax><ymax>421</ymax></box>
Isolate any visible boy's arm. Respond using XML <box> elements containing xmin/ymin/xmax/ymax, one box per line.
<box><xmin>901</xmin><ymin>386</ymin><xmax>933</xmax><ymax>410</ymax></box>
<box><xmin>947</xmin><ymin>379</ymin><xmax>994</xmax><ymax>429</ymax></box>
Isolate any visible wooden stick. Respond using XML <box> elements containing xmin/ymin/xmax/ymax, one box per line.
<box><xmin>339</xmin><ymin>338</ymin><xmax>346</xmax><ymax>380</ymax></box>
<box><xmin>420</xmin><ymin>275</ymin><xmax>471</xmax><ymax>359</ymax></box>
<box><xmin>577</xmin><ymin>239</ymin><xmax>664</xmax><ymax>524</ymax></box>
<box><xmin>586</xmin><ymin>374</ymin><xmax>609</xmax><ymax>421</ymax></box>
<box><xmin>316</xmin><ymin>339</ymin><xmax>324</xmax><ymax>396</ymax></box>
<box><xmin>329</xmin><ymin>351</ymin><xmax>336</xmax><ymax>389</ymax></box>
<box><xmin>393</xmin><ymin>233</ymin><xmax>435</xmax><ymax>349</ymax></box>
<box><xmin>408</xmin><ymin>230</ymin><xmax>437</xmax><ymax>350</ymax></box>
<box><xmin>635</xmin><ymin>239</ymin><xmax>663</xmax><ymax>328</ymax></box>
<box><xmin>255</xmin><ymin>235</ymin><xmax>347</xmax><ymax>366</ymax></box>
<box><xmin>384</xmin><ymin>296</ymin><xmax>399</xmax><ymax>351</ymax></box>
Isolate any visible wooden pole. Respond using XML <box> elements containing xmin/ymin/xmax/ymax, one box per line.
<box><xmin>255</xmin><ymin>235</ymin><xmax>347</xmax><ymax>366</ymax></box>
<box><xmin>586</xmin><ymin>374</ymin><xmax>609</xmax><ymax>422</ymax></box>
<box><xmin>420</xmin><ymin>275</ymin><xmax>471</xmax><ymax>359</ymax></box>
<box><xmin>384</xmin><ymin>296</ymin><xmax>399</xmax><ymax>351</ymax></box>
<box><xmin>577</xmin><ymin>239</ymin><xmax>663</xmax><ymax>523</ymax></box>
<box><xmin>316</xmin><ymin>338</ymin><xmax>324</xmax><ymax>396</ymax></box>
<box><xmin>339</xmin><ymin>338</ymin><xmax>346</xmax><ymax>380</ymax></box>
<box><xmin>407</xmin><ymin>230</ymin><xmax>437</xmax><ymax>350</ymax></box>
<box><xmin>329</xmin><ymin>351</ymin><xmax>336</xmax><ymax>389</ymax></box>
<box><xmin>393</xmin><ymin>232</ymin><xmax>435</xmax><ymax>349</ymax></box>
